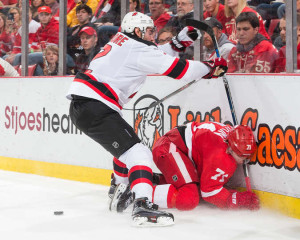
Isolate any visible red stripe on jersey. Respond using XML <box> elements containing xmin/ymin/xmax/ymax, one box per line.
<box><xmin>130</xmin><ymin>178</ymin><xmax>153</xmax><ymax>189</ymax></box>
<box><xmin>73</xmin><ymin>79</ymin><xmax>123</xmax><ymax>110</ymax></box>
<box><xmin>84</xmin><ymin>72</ymin><xmax>120</xmax><ymax>105</ymax></box>
<box><xmin>128</xmin><ymin>165</ymin><xmax>153</xmax><ymax>176</ymax></box>
<box><xmin>176</xmin><ymin>60</ymin><xmax>189</xmax><ymax>79</ymax></box>
<box><xmin>163</xmin><ymin>58</ymin><xmax>179</xmax><ymax>76</ymax></box>
<box><xmin>113</xmin><ymin>157</ymin><xmax>127</xmax><ymax>168</ymax></box>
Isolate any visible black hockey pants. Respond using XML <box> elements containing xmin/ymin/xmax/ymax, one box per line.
<box><xmin>69</xmin><ymin>95</ymin><xmax>141</xmax><ymax>158</ymax></box>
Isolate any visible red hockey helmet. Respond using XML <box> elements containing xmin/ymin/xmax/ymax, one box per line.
<box><xmin>227</xmin><ymin>125</ymin><xmax>257</xmax><ymax>158</ymax></box>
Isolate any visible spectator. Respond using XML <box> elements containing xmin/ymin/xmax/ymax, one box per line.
<box><xmin>30</xmin><ymin>6</ymin><xmax>59</xmax><ymax>51</ymax></box>
<box><xmin>203</xmin><ymin>0</ymin><xmax>227</xmax><ymax>31</ymax></box>
<box><xmin>0</xmin><ymin>56</ymin><xmax>19</xmax><ymax>76</ymax></box>
<box><xmin>44</xmin><ymin>0</ymin><xmax>59</xmax><ymax>16</ymax></box>
<box><xmin>129</xmin><ymin>0</ymin><xmax>141</xmax><ymax>12</ymax></box>
<box><xmin>202</xmin><ymin>17</ymin><xmax>235</xmax><ymax>61</ymax></box>
<box><xmin>277</xmin><ymin>0</ymin><xmax>300</xmax><ymax>19</ymax></box>
<box><xmin>227</xmin><ymin>12</ymin><xmax>278</xmax><ymax>73</ymax></box>
<box><xmin>165</xmin><ymin>0</ymin><xmax>194</xmax><ymax>33</ymax></box>
<box><xmin>224</xmin><ymin>0</ymin><xmax>270</xmax><ymax>44</ymax></box>
<box><xmin>256</xmin><ymin>0</ymin><xmax>284</xmax><ymax>20</ymax></box>
<box><xmin>156</xmin><ymin>26</ymin><xmax>176</xmax><ymax>45</ymax></box>
<box><xmin>67</xmin><ymin>4</ymin><xmax>96</xmax><ymax>59</ymax></box>
<box><xmin>74</xmin><ymin>26</ymin><xmax>100</xmax><ymax>73</ymax></box>
<box><xmin>0</xmin><ymin>0</ymin><xmax>17</xmax><ymax>15</ymax></box>
<box><xmin>273</xmin><ymin>16</ymin><xmax>285</xmax><ymax>50</ymax></box>
<box><xmin>149</xmin><ymin>0</ymin><xmax>171</xmax><ymax>33</ymax></box>
<box><xmin>4</xmin><ymin>7</ymin><xmax>40</xmax><ymax>65</ymax></box>
<box><xmin>42</xmin><ymin>45</ymin><xmax>60</xmax><ymax>75</ymax></box>
<box><xmin>31</xmin><ymin>0</ymin><xmax>45</xmax><ymax>22</ymax></box>
<box><xmin>165</xmin><ymin>0</ymin><xmax>194</xmax><ymax>59</ymax></box>
<box><xmin>0</xmin><ymin>13</ymin><xmax>11</xmax><ymax>57</ymax></box>
<box><xmin>275</xmin><ymin>14</ymin><xmax>300</xmax><ymax>72</ymax></box>
<box><xmin>11</xmin><ymin>6</ymin><xmax>61</xmax><ymax>67</ymax></box>
<box><xmin>68</xmin><ymin>0</ymin><xmax>100</xmax><ymax>27</ymax></box>
<box><xmin>93</xmin><ymin>0</ymin><xmax>121</xmax><ymax>27</ymax></box>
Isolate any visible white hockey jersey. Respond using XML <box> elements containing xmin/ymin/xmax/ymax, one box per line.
<box><xmin>66</xmin><ymin>32</ymin><xmax>210</xmax><ymax>113</ymax></box>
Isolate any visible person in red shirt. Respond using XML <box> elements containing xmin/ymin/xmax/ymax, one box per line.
<box><xmin>203</xmin><ymin>0</ymin><xmax>227</xmax><ymax>32</ymax></box>
<box><xmin>149</xmin><ymin>0</ymin><xmax>171</xmax><ymax>33</ymax></box>
<box><xmin>0</xmin><ymin>13</ymin><xmax>11</xmax><ymax>56</ymax></box>
<box><xmin>224</xmin><ymin>0</ymin><xmax>269</xmax><ymax>44</ymax></box>
<box><xmin>10</xmin><ymin>6</ymin><xmax>66</xmax><ymax>70</ymax></box>
<box><xmin>227</xmin><ymin>12</ymin><xmax>278</xmax><ymax>73</ymax></box>
<box><xmin>31</xmin><ymin>5</ymin><xmax>59</xmax><ymax>51</ymax></box>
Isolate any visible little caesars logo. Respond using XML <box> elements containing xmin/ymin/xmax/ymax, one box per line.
<box><xmin>133</xmin><ymin>95</ymin><xmax>164</xmax><ymax>149</ymax></box>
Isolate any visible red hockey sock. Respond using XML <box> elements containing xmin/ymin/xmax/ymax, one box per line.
<box><xmin>174</xmin><ymin>183</ymin><xmax>199</xmax><ymax>211</ymax></box>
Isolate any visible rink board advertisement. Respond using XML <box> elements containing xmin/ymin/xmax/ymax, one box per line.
<box><xmin>0</xmin><ymin>74</ymin><xmax>300</xmax><ymax>218</ymax></box>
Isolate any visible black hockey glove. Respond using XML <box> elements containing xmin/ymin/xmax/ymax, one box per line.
<box><xmin>202</xmin><ymin>57</ymin><xmax>228</xmax><ymax>79</ymax></box>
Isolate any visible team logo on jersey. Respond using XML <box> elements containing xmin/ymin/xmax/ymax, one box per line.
<box><xmin>133</xmin><ymin>95</ymin><xmax>164</xmax><ymax>149</ymax></box>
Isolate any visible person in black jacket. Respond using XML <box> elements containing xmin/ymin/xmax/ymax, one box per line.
<box><xmin>74</xmin><ymin>26</ymin><xmax>100</xmax><ymax>73</ymax></box>
<box><xmin>67</xmin><ymin>4</ymin><xmax>97</xmax><ymax>60</ymax></box>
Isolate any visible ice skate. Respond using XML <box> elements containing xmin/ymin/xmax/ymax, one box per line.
<box><xmin>132</xmin><ymin>197</ymin><xmax>174</xmax><ymax>227</ymax></box>
<box><xmin>109</xmin><ymin>183</ymin><xmax>134</xmax><ymax>212</ymax></box>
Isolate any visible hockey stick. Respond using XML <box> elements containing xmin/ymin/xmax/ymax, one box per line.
<box><xmin>123</xmin><ymin>79</ymin><xmax>198</xmax><ymax>111</ymax></box>
<box><xmin>185</xmin><ymin>18</ymin><xmax>252</xmax><ymax>192</ymax></box>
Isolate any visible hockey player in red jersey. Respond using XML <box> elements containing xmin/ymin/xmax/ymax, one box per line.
<box><xmin>111</xmin><ymin>122</ymin><xmax>259</xmax><ymax>211</ymax></box>
<box><xmin>151</xmin><ymin>122</ymin><xmax>259</xmax><ymax>211</ymax></box>
<box><xmin>67</xmin><ymin>11</ymin><xmax>228</xmax><ymax>226</ymax></box>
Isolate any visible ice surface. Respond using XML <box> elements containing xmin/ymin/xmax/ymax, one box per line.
<box><xmin>0</xmin><ymin>170</ymin><xmax>299</xmax><ymax>240</ymax></box>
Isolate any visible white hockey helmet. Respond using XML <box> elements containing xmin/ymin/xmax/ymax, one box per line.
<box><xmin>121</xmin><ymin>11</ymin><xmax>154</xmax><ymax>38</ymax></box>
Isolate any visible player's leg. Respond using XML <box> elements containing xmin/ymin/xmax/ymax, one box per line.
<box><xmin>70</xmin><ymin>99</ymin><xmax>174</xmax><ymax>225</ymax></box>
<box><xmin>152</xmin><ymin>136</ymin><xmax>200</xmax><ymax>211</ymax></box>
<box><xmin>108</xmin><ymin>157</ymin><xmax>129</xmax><ymax>199</ymax></box>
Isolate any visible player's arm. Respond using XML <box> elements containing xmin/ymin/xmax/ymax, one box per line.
<box><xmin>202</xmin><ymin>186</ymin><xmax>259</xmax><ymax>210</ymax></box>
<box><xmin>200</xmin><ymin>152</ymin><xmax>259</xmax><ymax>210</ymax></box>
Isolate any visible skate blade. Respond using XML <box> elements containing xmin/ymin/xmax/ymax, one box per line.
<box><xmin>109</xmin><ymin>183</ymin><xmax>127</xmax><ymax>212</ymax></box>
<box><xmin>132</xmin><ymin>216</ymin><xmax>174</xmax><ymax>227</ymax></box>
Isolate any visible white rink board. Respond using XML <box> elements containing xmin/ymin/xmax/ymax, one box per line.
<box><xmin>0</xmin><ymin>74</ymin><xmax>300</xmax><ymax>198</ymax></box>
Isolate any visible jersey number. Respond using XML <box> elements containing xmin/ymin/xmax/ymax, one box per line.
<box><xmin>92</xmin><ymin>44</ymin><xmax>112</xmax><ymax>61</ymax></box>
<box><xmin>211</xmin><ymin>168</ymin><xmax>228</xmax><ymax>183</ymax></box>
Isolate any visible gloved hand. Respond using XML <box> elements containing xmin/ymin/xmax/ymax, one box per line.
<box><xmin>229</xmin><ymin>191</ymin><xmax>260</xmax><ymax>210</ymax></box>
<box><xmin>170</xmin><ymin>26</ymin><xmax>200</xmax><ymax>52</ymax></box>
<box><xmin>202</xmin><ymin>57</ymin><xmax>228</xmax><ymax>79</ymax></box>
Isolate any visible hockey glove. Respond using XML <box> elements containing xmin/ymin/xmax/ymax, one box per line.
<box><xmin>229</xmin><ymin>191</ymin><xmax>260</xmax><ymax>210</ymax></box>
<box><xmin>202</xmin><ymin>57</ymin><xmax>228</xmax><ymax>79</ymax></box>
<box><xmin>170</xmin><ymin>26</ymin><xmax>200</xmax><ymax>52</ymax></box>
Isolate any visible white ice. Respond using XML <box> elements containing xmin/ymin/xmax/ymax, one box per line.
<box><xmin>0</xmin><ymin>170</ymin><xmax>299</xmax><ymax>240</ymax></box>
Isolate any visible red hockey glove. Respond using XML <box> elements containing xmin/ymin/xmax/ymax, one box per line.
<box><xmin>0</xmin><ymin>64</ymin><xmax>5</xmax><ymax>76</ymax></box>
<box><xmin>229</xmin><ymin>191</ymin><xmax>260</xmax><ymax>210</ymax></box>
<box><xmin>202</xmin><ymin>57</ymin><xmax>228</xmax><ymax>79</ymax></box>
<box><xmin>170</xmin><ymin>26</ymin><xmax>200</xmax><ymax>52</ymax></box>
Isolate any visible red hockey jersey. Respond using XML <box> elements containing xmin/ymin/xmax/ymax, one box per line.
<box><xmin>185</xmin><ymin>122</ymin><xmax>237</xmax><ymax>208</ymax></box>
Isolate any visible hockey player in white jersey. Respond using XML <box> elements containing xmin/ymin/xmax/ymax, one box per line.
<box><xmin>67</xmin><ymin>11</ymin><xmax>227</xmax><ymax>227</ymax></box>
